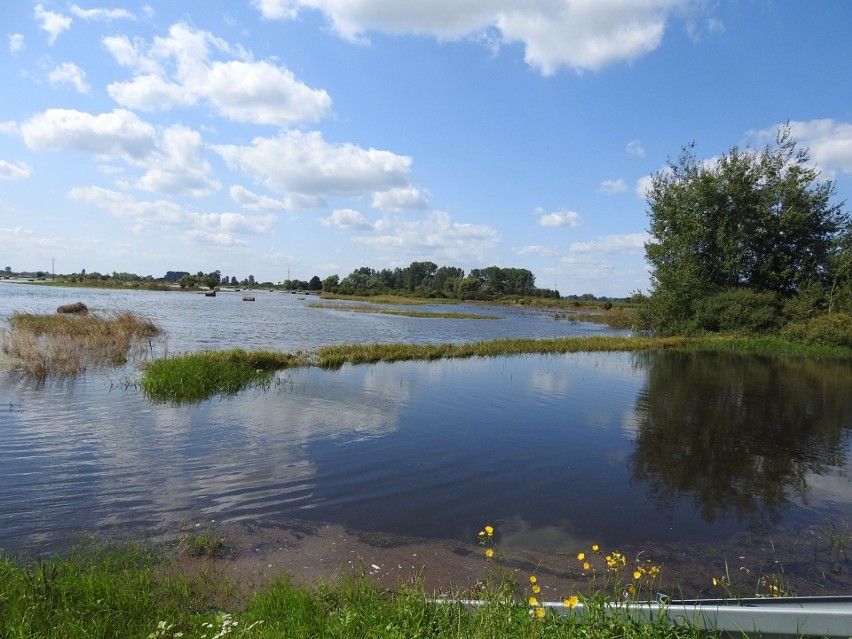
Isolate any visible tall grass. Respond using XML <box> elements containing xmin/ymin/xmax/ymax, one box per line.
<box><xmin>1</xmin><ymin>311</ymin><xmax>161</xmax><ymax>378</ymax></box>
<box><xmin>309</xmin><ymin>302</ymin><xmax>501</xmax><ymax>319</ymax></box>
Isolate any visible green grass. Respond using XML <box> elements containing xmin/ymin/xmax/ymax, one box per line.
<box><xmin>139</xmin><ymin>335</ymin><xmax>851</xmax><ymax>403</ymax></box>
<box><xmin>309</xmin><ymin>301</ymin><xmax>502</xmax><ymax>320</ymax></box>
<box><xmin>0</xmin><ymin>544</ymin><xmax>712</xmax><ymax>639</ymax></box>
<box><xmin>140</xmin><ymin>349</ymin><xmax>303</xmax><ymax>403</ymax></box>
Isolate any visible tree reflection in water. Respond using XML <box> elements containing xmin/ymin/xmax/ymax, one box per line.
<box><xmin>630</xmin><ymin>351</ymin><xmax>852</xmax><ymax>523</ymax></box>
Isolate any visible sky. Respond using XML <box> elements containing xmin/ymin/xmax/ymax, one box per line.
<box><xmin>1</xmin><ymin>1</ymin><xmax>851</xmax><ymax>296</ymax></box>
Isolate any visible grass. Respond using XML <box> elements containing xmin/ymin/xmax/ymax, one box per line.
<box><xmin>309</xmin><ymin>301</ymin><xmax>502</xmax><ymax>320</ymax></box>
<box><xmin>1</xmin><ymin>310</ymin><xmax>161</xmax><ymax>378</ymax></box>
<box><xmin>0</xmin><ymin>541</ymin><xmax>716</xmax><ymax>639</ymax></box>
<box><xmin>139</xmin><ymin>334</ymin><xmax>851</xmax><ymax>403</ymax></box>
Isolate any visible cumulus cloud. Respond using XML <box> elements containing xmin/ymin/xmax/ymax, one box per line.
<box><xmin>597</xmin><ymin>178</ymin><xmax>627</xmax><ymax>194</ymax></box>
<box><xmin>0</xmin><ymin>160</ymin><xmax>33</xmax><ymax>180</ymax></box>
<box><xmin>785</xmin><ymin>119</ymin><xmax>852</xmax><ymax>175</ymax></box>
<box><xmin>319</xmin><ymin>208</ymin><xmax>374</xmax><ymax>230</ymax></box>
<box><xmin>20</xmin><ymin>109</ymin><xmax>219</xmax><ymax>197</ymax></box>
<box><xmin>105</xmin><ymin>23</ymin><xmax>331</xmax><ymax>125</ymax></box>
<box><xmin>252</xmin><ymin>0</ymin><xmax>691</xmax><ymax>74</ymax></box>
<box><xmin>215</xmin><ymin>130</ymin><xmax>411</xmax><ymax>199</ymax></box>
<box><xmin>48</xmin><ymin>62</ymin><xmax>91</xmax><ymax>93</ymax></box>
<box><xmin>34</xmin><ymin>4</ymin><xmax>72</xmax><ymax>45</ymax></box>
<box><xmin>68</xmin><ymin>186</ymin><xmax>275</xmax><ymax>242</ymax></box>
<box><xmin>229</xmin><ymin>185</ymin><xmax>320</xmax><ymax>211</ymax></box>
<box><xmin>537</xmin><ymin>208</ymin><xmax>582</xmax><ymax>228</ymax></box>
<box><xmin>353</xmin><ymin>210</ymin><xmax>500</xmax><ymax>262</ymax></box>
<box><xmin>371</xmin><ymin>186</ymin><xmax>430</xmax><ymax>211</ymax></box>
<box><xmin>8</xmin><ymin>33</ymin><xmax>25</xmax><ymax>54</ymax></box>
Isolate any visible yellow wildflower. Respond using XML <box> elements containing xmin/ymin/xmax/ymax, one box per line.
<box><xmin>535</xmin><ymin>607</ymin><xmax>545</xmax><ymax>618</ymax></box>
<box><xmin>528</xmin><ymin>596</ymin><xmax>538</xmax><ymax>606</ymax></box>
<box><xmin>592</xmin><ymin>544</ymin><xmax>599</xmax><ymax>552</ymax></box>
<box><xmin>633</xmin><ymin>570</ymin><xmax>641</xmax><ymax>580</ymax></box>
<box><xmin>529</xmin><ymin>575</ymin><xmax>537</xmax><ymax>584</ymax></box>
<box><xmin>712</xmin><ymin>577</ymin><xmax>718</xmax><ymax>586</ymax></box>
<box><xmin>532</xmin><ymin>584</ymin><xmax>540</xmax><ymax>594</ymax></box>
<box><xmin>485</xmin><ymin>548</ymin><xmax>494</xmax><ymax>559</ymax></box>
<box><xmin>583</xmin><ymin>562</ymin><xmax>590</xmax><ymax>571</ymax></box>
<box><xmin>564</xmin><ymin>595</ymin><xmax>579</xmax><ymax>608</ymax></box>
<box><xmin>577</xmin><ymin>552</ymin><xmax>585</xmax><ymax>561</ymax></box>
<box><xmin>484</xmin><ymin>525</ymin><xmax>494</xmax><ymax>536</ymax></box>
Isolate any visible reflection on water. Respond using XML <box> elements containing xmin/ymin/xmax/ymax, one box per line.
<box><xmin>1</xmin><ymin>283</ymin><xmax>851</xmax><ymax>588</ymax></box>
<box><xmin>630</xmin><ymin>352</ymin><xmax>852</xmax><ymax>523</ymax></box>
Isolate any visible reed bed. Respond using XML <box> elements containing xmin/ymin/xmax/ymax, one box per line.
<box><xmin>1</xmin><ymin>310</ymin><xmax>161</xmax><ymax>378</ymax></box>
<box><xmin>310</xmin><ymin>301</ymin><xmax>500</xmax><ymax>319</ymax></box>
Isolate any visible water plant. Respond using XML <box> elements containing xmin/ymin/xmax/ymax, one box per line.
<box><xmin>0</xmin><ymin>310</ymin><xmax>161</xmax><ymax>378</ymax></box>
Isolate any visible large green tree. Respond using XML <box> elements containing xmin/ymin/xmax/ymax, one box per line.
<box><xmin>643</xmin><ymin>126</ymin><xmax>849</xmax><ymax>334</ymax></box>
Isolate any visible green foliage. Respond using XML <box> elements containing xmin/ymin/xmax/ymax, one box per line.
<box><xmin>690</xmin><ymin>287</ymin><xmax>785</xmax><ymax>335</ymax></box>
<box><xmin>644</xmin><ymin>125</ymin><xmax>850</xmax><ymax>335</ymax></box>
<box><xmin>781</xmin><ymin>312</ymin><xmax>852</xmax><ymax>348</ymax></box>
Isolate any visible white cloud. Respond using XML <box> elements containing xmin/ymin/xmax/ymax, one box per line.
<box><xmin>215</xmin><ymin>130</ymin><xmax>411</xmax><ymax>199</ymax></box>
<box><xmin>537</xmin><ymin>208</ymin><xmax>582</xmax><ymax>228</ymax></box>
<box><xmin>626</xmin><ymin>139</ymin><xmax>646</xmax><ymax>157</ymax></box>
<box><xmin>253</xmin><ymin>0</ymin><xmax>690</xmax><ymax>74</ymax></box>
<box><xmin>353</xmin><ymin>210</ymin><xmax>500</xmax><ymax>262</ymax></box>
<box><xmin>786</xmin><ymin>119</ymin><xmax>852</xmax><ymax>175</ymax></box>
<box><xmin>48</xmin><ymin>62</ymin><xmax>91</xmax><ymax>93</ymax></box>
<box><xmin>371</xmin><ymin>186</ymin><xmax>430</xmax><ymax>211</ymax></box>
<box><xmin>635</xmin><ymin>174</ymin><xmax>654</xmax><ymax>199</ymax></box>
<box><xmin>68</xmin><ymin>5</ymin><xmax>136</xmax><ymax>21</ymax></box>
<box><xmin>21</xmin><ymin>108</ymin><xmax>156</xmax><ymax>160</ymax></box>
<box><xmin>319</xmin><ymin>208</ymin><xmax>374</xmax><ymax>230</ymax></box>
<box><xmin>230</xmin><ymin>185</ymin><xmax>314</xmax><ymax>211</ymax></box>
<box><xmin>597</xmin><ymin>178</ymin><xmax>627</xmax><ymax>194</ymax></box>
<box><xmin>8</xmin><ymin>33</ymin><xmax>25</xmax><ymax>54</ymax></box>
<box><xmin>34</xmin><ymin>4</ymin><xmax>72</xmax><ymax>45</ymax></box>
<box><xmin>104</xmin><ymin>23</ymin><xmax>331</xmax><ymax>125</ymax></box>
<box><xmin>135</xmin><ymin>125</ymin><xmax>220</xmax><ymax>197</ymax></box>
<box><xmin>68</xmin><ymin>187</ymin><xmax>275</xmax><ymax>242</ymax></box>
<box><xmin>0</xmin><ymin>160</ymin><xmax>33</xmax><ymax>180</ymax></box>
<box><xmin>569</xmin><ymin>232</ymin><xmax>650</xmax><ymax>253</ymax></box>
<box><xmin>517</xmin><ymin>245</ymin><xmax>559</xmax><ymax>257</ymax></box>
<box><xmin>21</xmin><ymin>109</ymin><xmax>219</xmax><ymax>197</ymax></box>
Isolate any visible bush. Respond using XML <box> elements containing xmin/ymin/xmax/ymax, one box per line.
<box><xmin>781</xmin><ymin>312</ymin><xmax>852</xmax><ymax>348</ymax></box>
<box><xmin>689</xmin><ymin>288</ymin><xmax>785</xmax><ymax>335</ymax></box>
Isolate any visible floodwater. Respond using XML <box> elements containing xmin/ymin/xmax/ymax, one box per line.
<box><xmin>1</xmin><ymin>282</ymin><xmax>851</xmax><ymax>594</ymax></box>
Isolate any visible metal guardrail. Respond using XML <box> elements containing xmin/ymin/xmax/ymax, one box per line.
<box><xmin>440</xmin><ymin>596</ymin><xmax>852</xmax><ymax>638</ymax></box>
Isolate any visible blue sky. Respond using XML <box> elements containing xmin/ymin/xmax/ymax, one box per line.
<box><xmin>1</xmin><ymin>1</ymin><xmax>851</xmax><ymax>296</ymax></box>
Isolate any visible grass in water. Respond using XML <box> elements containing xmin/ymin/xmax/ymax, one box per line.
<box><xmin>140</xmin><ymin>335</ymin><xmax>851</xmax><ymax>403</ymax></box>
<box><xmin>1</xmin><ymin>310</ymin><xmax>161</xmax><ymax>378</ymax></box>
<box><xmin>140</xmin><ymin>349</ymin><xmax>303</xmax><ymax>403</ymax></box>
<box><xmin>309</xmin><ymin>301</ymin><xmax>501</xmax><ymax>320</ymax></box>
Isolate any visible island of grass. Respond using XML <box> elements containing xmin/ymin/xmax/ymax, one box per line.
<box><xmin>308</xmin><ymin>301</ymin><xmax>502</xmax><ymax>320</ymax></box>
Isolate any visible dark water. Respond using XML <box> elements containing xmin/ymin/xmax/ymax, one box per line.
<box><xmin>1</xmin><ymin>282</ymin><xmax>851</xmax><ymax>590</ymax></box>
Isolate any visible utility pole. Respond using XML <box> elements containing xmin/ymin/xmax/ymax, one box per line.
<box><xmin>52</xmin><ymin>257</ymin><xmax>55</xmax><ymax>280</ymax></box>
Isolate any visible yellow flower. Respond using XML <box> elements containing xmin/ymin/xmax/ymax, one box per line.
<box><xmin>577</xmin><ymin>552</ymin><xmax>585</xmax><ymax>561</ymax></box>
<box><xmin>532</xmin><ymin>584</ymin><xmax>540</xmax><ymax>594</ymax></box>
<box><xmin>484</xmin><ymin>525</ymin><xmax>494</xmax><ymax>536</ymax></box>
<box><xmin>535</xmin><ymin>607</ymin><xmax>545</xmax><ymax>619</ymax></box>
<box><xmin>478</xmin><ymin>530</ymin><xmax>485</xmax><ymax>537</ymax></box>
<box><xmin>485</xmin><ymin>548</ymin><xmax>494</xmax><ymax>559</ymax></box>
<box><xmin>591</xmin><ymin>544</ymin><xmax>599</xmax><ymax>552</ymax></box>
<box><xmin>564</xmin><ymin>595</ymin><xmax>579</xmax><ymax>608</ymax></box>
<box><xmin>528</xmin><ymin>596</ymin><xmax>538</xmax><ymax>606</ymax></box>
<box><xmin>583</xmin><ymin>562</ymin><xmax>590</xmax><ymax>571</ymax></box>
<box><xmin>529</xmin><ymin>575</ymin><xmax>537</xmax><ymax>584</ymax></box>
<box><xmin>712</xmin><ymin>577</ymin><xmax>718</xmax><ymax>586</ymax></box>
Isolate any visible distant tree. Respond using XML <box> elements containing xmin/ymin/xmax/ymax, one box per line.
<box><xmin>308</xmin><ymin>275</ymin><xmax>322</xmax><ymax>291</ymax></box>
<box><xmin>322</xmin><ymin>274</ymin><xmax>339</xmax><ymax>292</ymax></box>
<box><xmin>4</xmin><ymin>266</ymin><xmax>10</xmax><ymax>273</ymax></box>
<box><xmin>230</xmin><ymin>276</ymin><xmax>238</xmax><ymax>286</ymax></box>
<box><xmin>643</xmin><ymin>125</ymin><xmax>849</xmax><ymax>334</ymax></box>
<box><xmin>247</xmin><ymin>274</ymin><xmax>255</xmax><ymax>286</ymax></box>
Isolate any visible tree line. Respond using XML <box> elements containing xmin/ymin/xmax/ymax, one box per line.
<box><xmin>317</xmin><ymin>262</ymin><xmax>560</xmax><ymax>300</ymax></box>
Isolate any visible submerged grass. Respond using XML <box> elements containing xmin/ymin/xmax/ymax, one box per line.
<box><xmin>140</xmin><ymin>334</ymin><xmax>851</xmax><ymax>403</ymax></box>
<box><xmin>1</xmin><ymin>310</ymin><xmax>161</xmax><ymax>378</ymax></box>
<box><xmin>309</xmin><ymin>301</ymin><xmax>501</xmax><ymax>320</ymax></box>
<box><xmin>0</xmin><ymin>542</ymin><xmax>712</xmax><ymax>639</ymax></box>
<box><xmin>140</xmin><ymin>349</ymin><xmax>302</xmax><ymax>403</ymax></box>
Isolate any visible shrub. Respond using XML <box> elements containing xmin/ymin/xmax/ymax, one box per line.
<box><xmin>781</xmin><ymin>312</ymin><xmax>852</xmax><ymax>348</ymax></box>
<box><xmin>690</xmin><ymin>288</ymin><xmax>785</xmax><ymax>335</ymax></box>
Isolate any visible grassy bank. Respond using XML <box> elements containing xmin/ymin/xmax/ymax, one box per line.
<box><xmin>139</xmin><ymin>334</ymin><xmax>851</xmax><ymax>403</ymax></box>
<box><xmin>1</xmin><ymin>310</ymin><xmax>161</xmax><ymax>378</ymax></box>
<box><xmin>0</xmin><ymin>541</ymin><xmax>711</xmax><ymax>639</ymax></box>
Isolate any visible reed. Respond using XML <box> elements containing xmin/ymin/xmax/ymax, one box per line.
<box><xmin>309</xmin><ymin>302</ymin><xmax>501</xmax><ymax>319</ymax></box>
<box><xmin>1</xmin><ymin>311</ymin><xmax>161</xmax><ymax>378</ymax></box>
